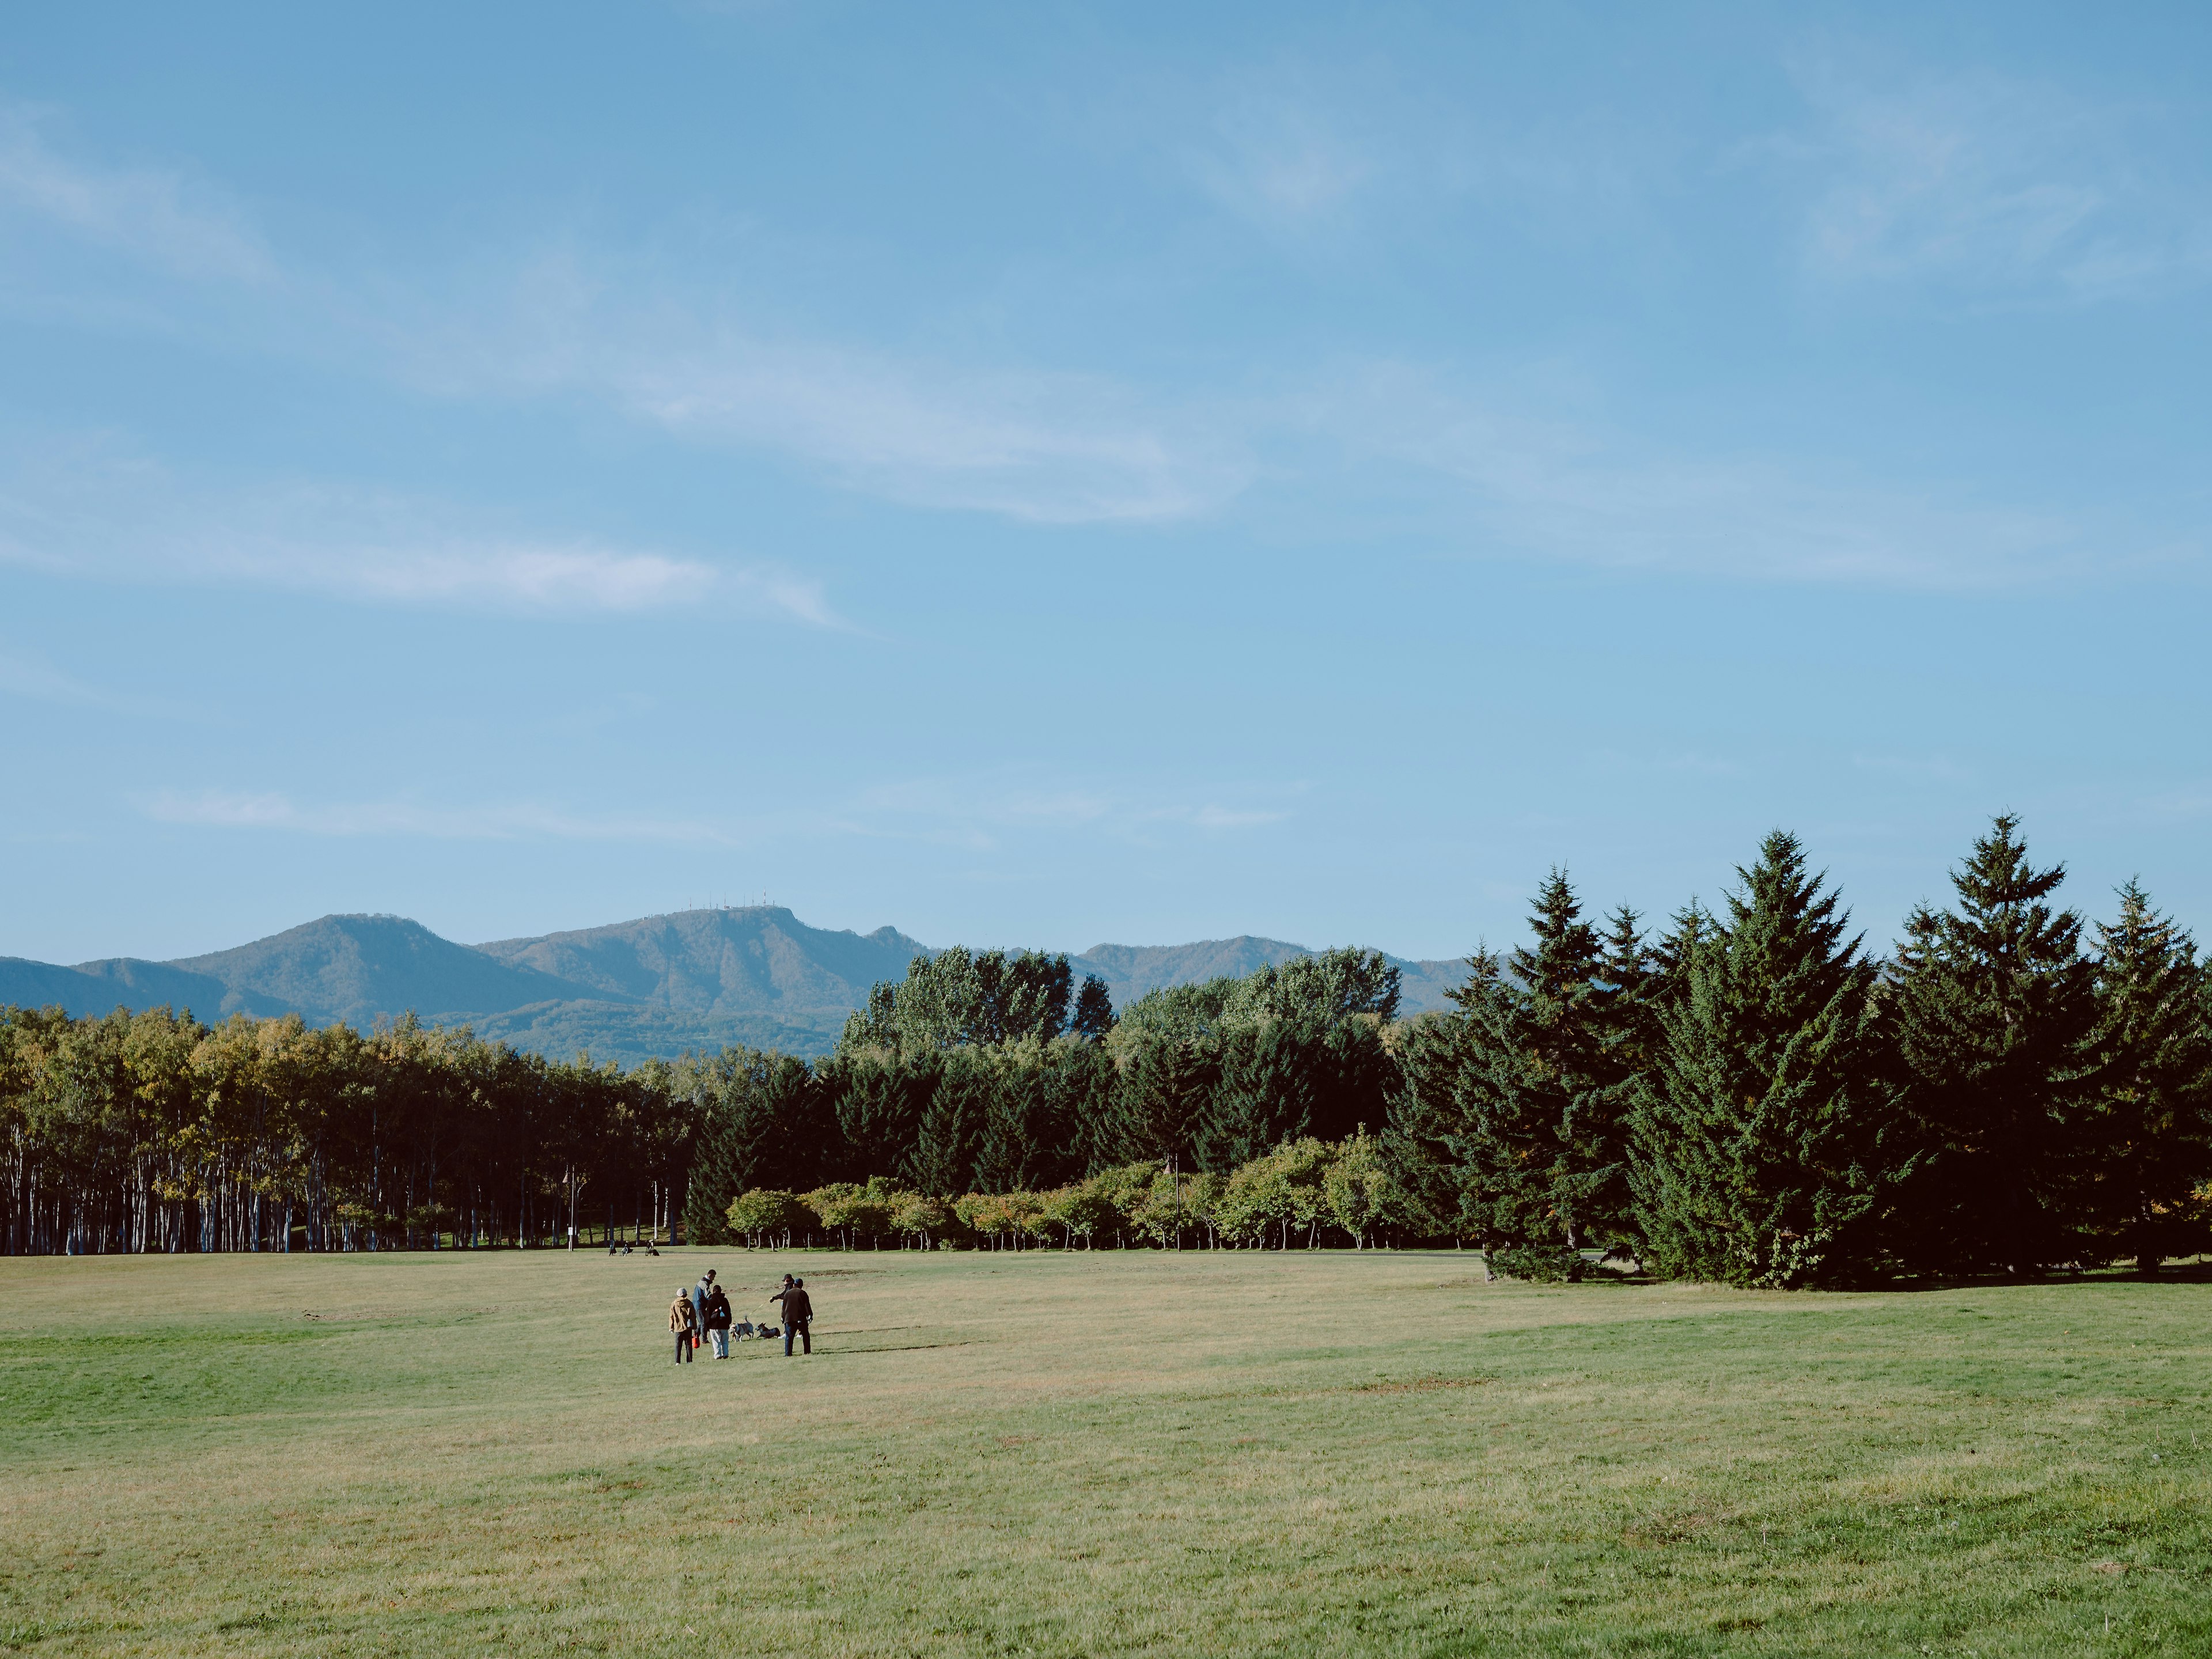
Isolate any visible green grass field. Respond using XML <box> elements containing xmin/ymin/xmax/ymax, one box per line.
<box><xmin>2</xmin><ymin>1248</ymin><xmax>2207</xmax><ymax>1657</ymax></box>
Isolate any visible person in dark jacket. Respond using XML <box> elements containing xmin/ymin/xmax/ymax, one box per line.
<box><xmin>691</xmin><ymin>1270</ymin><xmax>715</xmax><ymax>1342</ymax></box>
<box><xmin>703</xmin><ymin>1283</ymin><xmax>733</xmax><ymax>1358</ymax></box>
<box><xmin>770</xmin><ymin>1277</ymin><xmax>813</xmax><ymax>1356</ymax></box>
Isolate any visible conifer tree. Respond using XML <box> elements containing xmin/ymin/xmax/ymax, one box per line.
<box><xmin>1399</xmin><ymin>871</ymin><xmax>1634</xmax><ymax>1254</ymax></box>
<box><xmin>1889</xmin><ymin>814</ymin><xmax>2099</xmax><ymax>1272</ymax></box>
<box><xmin>683</xmin><ymin>1049</ymin><xmax>823</xmax><ymax>1242</ymax></box>
<box><xmin>1071</xmin><ymin>974</ymin><xmax>1116</xmax><ymax>1040</ymax></box>
<box><xmin>1595</xmin><ymin>905</ymin><xmax>1660</xmax><ymax>1079</ymax></box>
<box><xmin>1648</xmin><ymin>900</ymin><xmax>1711</xmax><ymax>1007</ymax></box>
<box><xmin>911</xmin><ymin>1049</ymin><xmax>992</xmax><ymax>1195</ymax></box>
<box><xmin>1381</xmin><ymin>948</ymin><xmax>1501</xmax><ymax>1237</ymax></box>
<box><xmin>1631</xmin><ymin>831</ymin><xmax>1906</xmax><ymax>1287</ymax></box>
<box><xmin>1199</xmin><ymin>1017</ymin><xmax>1322</xmax><ymax>1171</ymax></box>
<box><xmin>819</xmin><ymin>1050</ymin><xmax>937</xmax><ymax>1184</ymax></box>
<box><xmin>971</xmin><ymin>1046</ymin><xmax>1083</xmax><ymax>1193</ymax></box>
<box><xmin>2088</xmin><ymin>879</ymin><xmax>2212</xmax><ymax>1273</ymax></box>
<box><xmin>1111</xmin><ymin>1037</ymin><xmax>1215</xmax><ymax>1165</ymax></box>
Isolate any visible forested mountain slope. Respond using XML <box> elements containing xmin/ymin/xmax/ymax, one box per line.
<box><xmin>472</xmin><ymin>907</ymin><xmax>930</xmax><ymax>1017</ymax></box>
<box><xmin>0</xmin><ymin>907</ymin><xmax>1467</xmax><ymax>1062</ymax></box>
<box><xmin>170</xmin><ymin>914</ymin><xmax>590</xmax><ymax>1026</ymax></box>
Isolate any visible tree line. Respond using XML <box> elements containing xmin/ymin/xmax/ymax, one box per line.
<box><xmin>684</xmin><ymin>817</ymin><xmax>2212</xmax><ymax>1284</ymax></box>
<box><xmin>8</xmin><ymin>815</ymin><xmax>2209</xmax><ymax>1282</ymax></box>
<box><xmin>0</xmin><ymin>1012</ymin><xmax>696</xmax><ymax>1256</ymax></box>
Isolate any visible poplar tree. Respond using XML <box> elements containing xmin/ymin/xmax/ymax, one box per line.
<box><xmin>2088</xmin><ymin>880</ymin><xmax>2212</xmax><ymax>1273</ymax></box>
<box><xmin>1632</xmin><ymin>831</ymin><xmax>1906</xmax><ymax>1287</ymax></box>
<box><xmin>1889</xmin><ymin>815</ymin><xmax>2098</xmax><ymax>1273</ymax></box>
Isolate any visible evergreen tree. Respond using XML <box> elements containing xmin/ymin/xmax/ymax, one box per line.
<box><xmin>2088</xmin><ymin>879</ymin><xmax>2212</xmax><ymax>1273</ymax></box>
<box><xmin>1382</xmin><ymin>948</ymin><xmax>1501</xmax><ymax>1239</ymax></box>
<box><xmin>683</xmin><ymin>1049</ymin><xmax>822</xmax><ymax>1243</ymax></box>
<box><xmin>1111</xmin><ymin>1037</ymin><xmax>1216</xmax><ymax>1165</ymax></box>
<box><xmin>1631</xmin><ymin>831</ymin><xmax>1907</xmax><ymax>1287</ymax></box>
<box><xmin>1071</xmin><ymin>975</ymin><xmax>1116</xmax><ymax>1040</ymax></box>
<box><xmin>1199</xmin><ymin>1017</ymin><xmax>1321</xmax><ymax>1171</ymax></box>
<box><xmin>1308</xmin><ymin>1016</ymin><xmax>1397</xmax><ymax>1145</ymax></box>
<box><xmin>971</xmin><ymin>1046</ymin><xmax>1083</xmax><ymax>1193</ymax></box>
<box><xmin>1648</xmin><ymin>900</ymin><xmax>1712</xmax><ymax>1007</ymax></box>
<box><xmin>910</xmin><ymin>1049</ymin><xmax>992</xmax><ymax>1195</ymax></box>
<box><xmin>1594</xmin><ymin>905</ymin><xmax>1660</xmax><ymax>1077</ymax></box>
<box><xmin>1411</xmin><ymin>870</ymin><xmax>1633</xmax><ymax>1253</ymax></box>
<box><xmin>819</xmin><ymin>1050</ymin><xmax>938</xmax><ymax>1184</ymax></box>
<box><xmin>1047</xmin><ymin>1037</ymin><xmax>1124</xmax><ymax>1177</ymax></box>
<box><xmin>1889</xmin><ymin>814</ymin><xmax>2099</xmax><ymax>1272</ymax></box>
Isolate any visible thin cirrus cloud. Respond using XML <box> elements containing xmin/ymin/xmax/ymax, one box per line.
<box><xmin>0</xmin><ymin>109</ymin><xmax>1252</xmax><ymax>531</ymax></box>
<box><xmin>0</xmin><ymin>96</ymin><xmax>2172</xmax><ymax>588</ymax></box>
<box><xmin>0</xmin><ymin>446</ymin><xmax>828</xmax><ymax>622</ymax></box>
<box><xmin>846</xmin><ymin>774</ymin><xmax>1293</xmax><ymax>853</ymax></box>
<box><xmin>0</xmin><ymin>108</ymin><xmax>276</xmax><ymax>284</ymax></box>
<box><xmin>1313</xmin><ymin>361</ymin><xmax>2085</xmax><ymax>588</ymax></box>
<box><xmin>0</xmin><ymin>646</ymin><xmax>185</xmax><ymax>718</ymax></box>
<box><xmin>1185</xmin><ymin>90</ymin><xmax>1374</xmax><ymax>229</ymax></box>
<box><xmin>617</xmin><ymin>339</ymin><xmax>1247</xmax><ymax>527</ymax></box>
<box><xmin>430</xmin><ymin>251</ymin><xmax>1253</xmax><ymax>527</ymax></box>
<box><xmin>141</xmin><ymin>789</ymin><xmax>737</xmax><ymax>844</ymax></box>
<box><xmin>1786</xmin><ymin>67</ymin><xmax>2212</xmax><ymax>300</ymax></box>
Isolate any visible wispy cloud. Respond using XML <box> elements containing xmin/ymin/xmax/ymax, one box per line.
<box><xmin>1</xmin><ymin>99</ymin><xmax>2187</xmax><ymax>590</ymax></box>
<box><xmin>0</xmin><ymin>108</ymin><xmax>276</xmax><ymax>283</ymax></box>
<box><xmin>1785</xmin><ymin>67</ymin><xmax>2212</xmax><ymax>301</ymax></box>
<box><xmin>0</xmin><ymin>647</ymin><xmax>184</xmax><ymax>717</ymax></box>
<box><xmin>1188</xmin><ymin>90</ymin><xmax>1373</xmax><ymax>229</ymax></box>
<box><xmin>0</xmin><ymin>110</ymin><xmax>1249</xmax><ymax>529</ymax></box>
<box><xmin>1192</xmin><ymin>804</ymin><xmax>1289</xmax><ymax>830</ymax></box>
<box><xmin>141</xmin><ymin>789</ymin><xmax>736</xmax><ymax>843</ymax></box>
<box><xmin>843</xmin><ymin>773</ymin><xmax>1294</xmax><ymax>852</ymax></box>
<box><xmin>414</xmin><ymin>249</ymin><xmax>1252</xmax><ymax>526</ymax></box>
<box><xmin>0</xmin><ymin>442</ymin><xmax>831</xmax><ymax>622</ymax></box>
<box><xmin>1315</xmin><ymin>361</ymin><xmax>2089</xmax><ymax>588</ymax></box>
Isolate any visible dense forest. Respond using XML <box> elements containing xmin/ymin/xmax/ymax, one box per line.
<box><xmin>7</xmin><ymin>815</ymin><xmax>2209</xmax><ymax>1285</ymax></box>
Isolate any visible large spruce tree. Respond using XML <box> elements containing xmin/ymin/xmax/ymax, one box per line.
<box><xmin>1889</xmin><ymin>814</ymin><xmax>2099</xmax><ymax>1273</ymax></box>
<box><xmin>2088</xmin><ymin>879</ymin><xmax>2212</xmax><ymax>1272</ymax></box>
<box><xmin>1631</xmin><ymin>831</ymin><xmax>1906</xmax><ymax>1287</ymax></box>
<box><xmin>682</xmin><ymin>1048</ymin><xmax>824</xmax><ymax>1242</ymax></box>
<box><xmin>1393</xmin><ymin>871</ymin><xmax>1636</xmax><ymax>1253</ymax></box>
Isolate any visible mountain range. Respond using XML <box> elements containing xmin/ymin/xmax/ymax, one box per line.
<box><xmin>0</xmin><ymin>907</ymin><xmax>1469</xmax><ymax>1065</ymax></box>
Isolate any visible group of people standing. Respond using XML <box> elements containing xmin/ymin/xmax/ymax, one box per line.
<box><xmin>668</xmin><ymin>1269</ymin><xmax>814</xmax><ymax>1363</ymax></box>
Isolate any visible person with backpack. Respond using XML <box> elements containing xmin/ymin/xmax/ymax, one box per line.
<box><xmin>703</xmin><ymin>1281</ymin><xmax>733</xmax><ymax>1358</ymax></box>
<box><xmin>770</xmin><ymin>1275</ymin><xmax>813</xmax><ymax>1357</ymax></box>
<box><xmin>668</xmin><ymin>1285</ymin><xmax>698</xmax><ymax>1363</ymax></box>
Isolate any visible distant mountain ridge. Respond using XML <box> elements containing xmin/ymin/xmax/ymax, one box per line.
<box><xmin>0</xmin><ymin>907</ymin><xmax>1472</xmax><ymax>1065</ymax></box>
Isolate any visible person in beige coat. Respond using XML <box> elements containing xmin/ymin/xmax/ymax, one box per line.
<box><xmin>668</xmin><ymin>1286</ymin><xmax>698</xmax><ymax>1363</ymax></box>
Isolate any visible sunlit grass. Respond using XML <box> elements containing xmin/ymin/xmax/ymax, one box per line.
<box><xmin>2</xmin><ymin>1247</ymin><xmax>2207</xmax><ymax>1656</ymax></box>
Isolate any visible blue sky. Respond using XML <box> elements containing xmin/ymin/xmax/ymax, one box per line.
<box><xmin>5</xmin><ymin>2</ymin><xmax>2211</xmax><ymax>967</ymax></box>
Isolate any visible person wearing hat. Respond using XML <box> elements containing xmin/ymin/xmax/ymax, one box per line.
<box><xmin>668</xmin><ymin>1284</ymin><xmax>698</xmax><ymax>1363</ymax></box>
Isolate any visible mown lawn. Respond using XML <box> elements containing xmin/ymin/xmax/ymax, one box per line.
<box><xmin>1</xmin><ymin>1247</ymin><xmax>2207</xmax><ymax>1656</ymax></box>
